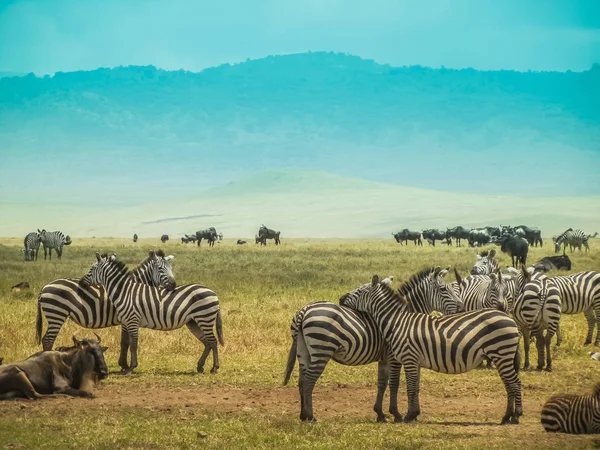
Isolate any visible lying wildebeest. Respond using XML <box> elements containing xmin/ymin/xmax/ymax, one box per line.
<box><xmin>533</xmin><ymin>255</ymin><xmax>572</xmax><ymax>273</ymax></box>
<box><xmin>258</xmin><ymin>225</ymin><xmax>281</xmax><ymax>245</ymax></box>
<box><xmin>237</xmin><ymin>240</ymin><xmax>247</xmax><ymax>245</ymax></box>
<box><xmin>0</xmin><ymin>334</ymin><xmax>108</xmax><ymax>400</ymax></box>
<box><xmin>392</xmin><ymin>229</ymin><xmax>422</xmax><ymax>246</ymax></box>
<box><xmin>160</xmin><ymin>234</ymin><xmax>169</xmax><ymax>243</ymax></box>
<box><xmin>133</xmin><ymin>233</ymin><xmax>138</xmax><ymax>243</ymax></box>
<box><xmin>446</xmin><ymin>226</ymin><xmax>470</xmax><ymax>247</ymax></box>
<box><xmin>11</xmin><ymin>282</ymin><xmax>30</xmax><ymax>293</ymax></box>
<box><xmin>498</xmin><ymin>234</ymin><xmax>528</xmax><ymax>268</ymax></box>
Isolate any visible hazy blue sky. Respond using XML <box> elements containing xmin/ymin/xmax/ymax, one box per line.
<box><xmin>1</xmin><ymin>0</ymin><xmax>599</xmax><ymax>74</ymax></box>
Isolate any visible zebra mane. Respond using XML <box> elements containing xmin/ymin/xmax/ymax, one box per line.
<box><xmin>155</xmin><ymin>249</ymin><xmax>166</xmax><ymax>258</ymax></box>
<box><xmin>479</xmin><ymin>250</ymin><xmax>490</xmax><ymax>257</ymax></box>
<box><xmin>398</xmin><ymin>267</ymin><xmax>439</xmax><ymax>297</ymax></box>
<box><xmin>376</xmin><ymin>277</ymin><xmax>407</xmax><ymax>305</ymax></box>
<box><xmin>105</xmin><ymin>255</ymin><xmax>129</xmax><ymax>276</ymax></box>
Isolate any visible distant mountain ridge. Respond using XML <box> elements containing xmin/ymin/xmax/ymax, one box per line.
<box><xmin>1</xmin><ymin>52</ymin><xmax>599</xmax><ymax>199</ymax></box>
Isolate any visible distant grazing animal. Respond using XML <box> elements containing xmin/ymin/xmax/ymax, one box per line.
<box><xmin>468</xmin><ymin>229</ymin><xmax>491</xmax><ymax>247</ymax></box>
<box><xmin>181</xmin><ymin>234</ymin><xmax>197</xmax><ymax>244</ymax></box>
<box><xmin>196</xmin><ymin>227</ymin><xmax>218</xmax><ymax>247</ymax></box>
<box><xmin>133</xmin><ymin>234</ymin><xmax>138</xmax><ymax>243</ymax></box>
<box><xmin>217</xmin><ymin>233</ymin><xmax>223</xmax><ymax>241</ymax></box>
<box><xmin>471</xmin><ymin>249</ymin><xmax>499</xmax><ymax>275</ymax></box>
<box><xmin>533</xmin><ymin>255</ymin><xmax>572</xmax><ymax>273</ymax></box>
<box><xmin>160</xmin><ymin>234</ymin><xmax>169</xmax><ymax>243</ymax></box>
<box><xmin>258</xmin><ymin>225</ymin><xmax>281</xmax><ymax>245</ymax></box>
<box><xmin>498</xmin><ymin>235</ymin><xmax>528</xmax><ymax>268</ymax></box>
<box><xmin>514</xmin><ymin>226</ymin><xmax>543</xmax><ymax>247</ymax></box>
<box><xmin>36</xmin><ymin>251</ymin><xmax>175</xmax><ymax>361</ymax></box>
<box><xmin>446</xmin><ymin>226</ymin><xmax>470</xmax><ymax>247</ymax></box>
<box><xmin>0</xmin><ymin>334</ymin><xmax>108</xmax><ymax>400</ymax></box>
<box><xmin>554</xmin><ymin>228</ymin><xmax>589</xmax><ymax>253</ymax></box>
<box><xmin>23</xmin><ymin>232</ymin><xmax>41</xmax><ymax>261</ymax></box>
<box><xmin>392</xmin><ymin>229</ymin><xmax>422</xmax><ymax>246</ymax></box>
<box><xmin>255</xmin><ymin>235</ymin><xmax>266</xmax><ymax>246</ymax></box>
<box><xmin>339</xmin><ymin>275</ymin><xmax>523</xmax><ymax>425</ymax></box>
<box><xmin>422</xmin><ymin>229</ymin><xmax>447</xmax><ymax>246</ymax></box>
<box><xmin>81</xmin><ymin>253</ymin><xmax>224</xmax><ymax>374</ymax></box>
<box><xmin>38</xmin><ymin>229</ymin><xmax>71</xmax><ymax>260</ymax></box>
<box><xmin>237</xmin><ymin>240</ymin><xmax>247</xmax><ymax>245</ymax></box>
<box><xmin>11</xmin><ymin>282</ymin><xmax>30</xmax><ymax>293</ymax></box>
<box><xmin>541</xmin><ymin>383</ymin><xmax>600</xmax><ymax>434</ymax></box>
<box><xmin>485</xmin><ymin>226</ymin><xmax>502</xmax><ymax>238</ymax></box>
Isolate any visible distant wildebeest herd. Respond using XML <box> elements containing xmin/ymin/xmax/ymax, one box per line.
<box><xmin>6</xmin><ymin>225</ymin><xmax>600</xmax><ymax>434</ymax></box>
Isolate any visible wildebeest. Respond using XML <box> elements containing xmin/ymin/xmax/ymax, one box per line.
<box><xmin>258</xmin><ymin>225</ymin><xmax>281</xmax><ymax>245</ymax></box>
<box><xmin>533</xmin><ymin>255</ymin><xmax>572</xmax><ymax>273</ymax></box>
<box><xmin>237</xmin><ymin>240</ymin><xmax>247</xmax><ymax>245</ymax></box>
<box><xmin>446</xmin><ymin>226</ymin><xmax>470</xmax><ymax>247</ymax></box>
<box><xmin>160</xmin><ymin>234</ymin><xmax>169</xmax><ymax>244</ymax></box>
<box><xmin>181</xmin><ymin>234</ymin><xmax>197</xmax><ymax>244</ymax></box>
<box><xmin>11</xmin><ymin>282</ymin><xmax>30</xmax><ymax>293</ymax></box>
<box><xmin>133</xmin><ymin>234</ymin><xmax>138</xmax><ymax>243</ymax></box>
<box><xmin>468</xmin><ymin>228</ymin><xmax>491</xmax><ymax>247</ymax></box>
<box><xmin>422</xmin><ymin>229</ymin><xmax>448</xmax><ymax>246</ymax></box>
<box><xmin>0</xmin><ymin>334</ymin><xmax>108</xmax><ymax>400</ymax></box>
<box><xmin>255</xmin><ymin>235</ymin><xmax>266</xmax><ymax>246</ymax></box>
<box><xmin>196</xmin><ymin>227</ymin><xmax>218</xmax><ymax>247</ymax></box>
<box><xmin>514</xmin><ymin>226</ymin><xmax>543</xmax><ymax>247</ymax></box>
<box><xmin>498</xmin><ymin>235</ymin><xmax>529</xmax><ymax>268</ymax></box>
<box><xmin>392</xmin><ymin>229</ymin><xmax>422</xmax><ymax>246</ymax></box>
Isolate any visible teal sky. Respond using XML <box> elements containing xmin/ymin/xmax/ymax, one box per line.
<box><xmin>1</xmin><ymin>0</ymin><xmax>599</xmax><ymax>74</ymax></box>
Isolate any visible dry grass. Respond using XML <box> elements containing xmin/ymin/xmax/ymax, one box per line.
<box><xmin>0</xmin><ymin>237</ymin><xmax>599</xmax><ymax>449</ymax></box>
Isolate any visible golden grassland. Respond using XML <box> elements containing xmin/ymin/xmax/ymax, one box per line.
<box><xmin>0</xmin><ymin>237</ymin><xmax>599</xmax><ymax>449</ymax></box>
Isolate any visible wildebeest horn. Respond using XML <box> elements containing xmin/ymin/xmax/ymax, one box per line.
<box><xmin>72</xmin><ymin>332</ymin><xmax>83</xmax><ymax>346</ymax></box>
<box><xmin>93</xmin><ymin>332</ymin><xmax>101</xmax><ymax>344</ymax></box>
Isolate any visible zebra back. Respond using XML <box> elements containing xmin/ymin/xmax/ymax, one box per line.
<box><xmin>549</xmin><ymin>271</ymin><xmax>600</xmax><ymax>315</ymax></box>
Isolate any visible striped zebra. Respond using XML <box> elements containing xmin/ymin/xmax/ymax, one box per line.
<box><xmin>541</xmin><ymin>382</ymin><xmax>600</xmax><ymax>434</ymax></box>
<box><xmin>284</xmin><ymin>268</ymin><xmax>463</xmax><ymax>423</ymax></box>
<box><xmin>38</xmin><ymin>229</ymin><xmax>72</xmax><ymax>260</ymax></box>
<box><xmin>339</xmin><ymin>275</ymin><xmax>523</xmax><ymax>424</ymax></box>
<box><xmin>549</xmin><ymin>271</ymin><xmax>600</xmax><ymax>346</ymax></box>
<box><xmin>554</xmin><ymin>228</ymin><xmax>589</xmax><ymax>254</ymax></box>
<box><xmin>23</xmin><ymin>232</ymin><xmax>41</xmax><ymax>261</ymax></box>
<box><xmin>36</xmin><ymin>251</ymin><xmax>175</xmax><ymax>361</ymax></box>
<box><xmin>470</xmin><ymin>249</ymin><xmax>499</xmax><ymax>275</ymax></box>
<box><xmin>81</xmin><ymin>253</ymin><xmax>224</xmax><ymax>374</ymax></box>
<box><xmin>453</xmin><ymin>269</ymin><xmax>509</xmax><ymax>312</ymax></box>
<box><xmin>511</xmin><ymin>267</ymin><xmax>561</xmax><ymax>371</ymax></box>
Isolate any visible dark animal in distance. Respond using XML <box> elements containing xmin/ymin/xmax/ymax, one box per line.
<box><xmin>422</xmin><ymin>229</ymin><xmax>448</xmax><ymax>246</ymax></box>
<box><xmin>541</xmin><ymin>382</ymin><xmax>600</xmax><ymax>434</ymax></box>
<box><xmin>160</xmin><ymin>234</ymin><xmax>169</xmax><ymax>243</ymax></box>
<box><xmin>392</xmin><ymin>229</ymin><xmax>422</xmax><ymax>246</ymax></box>
<box><xmin>181</xmin><ymin>234</ymin><xmax>197</xmax><ymax>244</ymax></box>
<box><xmin>533</xmin><ymin>255</ymin><xmax>572</xmax><ymax>273</ymax></box>
<box><xmin>468</xmin><ymin>228</ymin><xmax>491</xmax><ymax>247</ymax></box>
<box><xmin>196</xmin><ymin>227</ymin><xmax>218</xmax><ymax>247</ymax></box>
<box><xmin>498</xmin><ymin>234</ymin><xmax>529</xmax><ymax>268</ymax></box>
<box><xmin>446</xmin><ymin>226</ymin><xmax>470</xmax><ymax>247</ymax></box>
<box><xmin>237</xmin><ymin>240</ymin><xmax>247</xmax><ymax>245</ymax></box>
<box><xmin>0</xmin><ymin>334</ymin><xmax>108</xmax><ymax>400</ymax></box>
<box><xmin>514</xmin><ymin>226</ymin><xmax>543</xmax><ymax>247</ymax></box>
<box><xmin>133</xmin><ymin>234</ymin><xmax>138</xmax><ymax>243</ymax></box>
<box><xmin>258</xmin><ymin>225</ymin><xmax>281</xmax><ymax>245</ymax></box>
<box><xmin>11</xmin><ymin>281</ymin><xmax>30</xmax><ymax>293</ymax></box>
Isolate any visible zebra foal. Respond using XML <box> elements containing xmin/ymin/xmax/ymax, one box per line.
<box><xmin>542</xmin><ymin>383</ymin><xmax>600</xmax><ymax>434</ymax></box>
<box><xmin>339</xmin><ymin>275</ymin><xmax>523</xmax><ymax>425</ymax></box>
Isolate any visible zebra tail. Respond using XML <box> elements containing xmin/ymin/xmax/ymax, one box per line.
<box><xmin>216</xmin><ymin>310</ymin><xmax>224</xmax><ymax>346</ymax></box>
<box><xmin>35</xmin><ymin>297</ymin><xmax>43</xmax><ymax>346</ymax></box>
<box><xmin>283</xmin><ymin>335</ymin><xmax>298</xmax><ymax>386</ymax></box>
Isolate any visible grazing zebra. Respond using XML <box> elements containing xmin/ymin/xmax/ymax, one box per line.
<box><xmin>81</xmin><ymin>253</ymin><xmax>224</xmax><ymax>374</ymax></box>
<box><xmin>284</xmin><ymin>269</ymin><xmax>463</xmax><ymax>423</ymax></box>
<box><xmin>36</xmin><ymin>251</ymin><xmax>176</xmax><ymax>363</ymax></box>
<box><xmin>554</xmin><ymin>228</ymin><xmax>589</xmax><ymax>253</ymax></box>
<box><xmin>339</xmin><ymin>275</ymin><xmax>523</xmax><ymax>424</ymax></box>
<box><xmin>511</xmin><ymin>267</ymin><xmax>561</xmax><ymax>371</ymax></box>
<box><xmin>453</xmin><ymin>269</ymin><xmax>509</xmax><ymax>312</ymax></box>
<box><xmin>549</xmin><ymin>271</ymin><xmax>600</xmax><ymax>346</ymax></box>
<box><xmin>470</xmin><ymin>249</ymin><xmax>499</xmax><ymax>275</ymax></box>
<box><xmin>541</xmin><ymin>382</ymin><xmax>600</xmax><ymax>434</ymax></box>
<box><xmin>38</xmin><ymin>229</ymin><xmax>72</xmax><ymax>260</ymax></box>
<box><xmin>23</xmin><ymin>232</ymin><xmax>41</xmax><ymax>261</ymax></box>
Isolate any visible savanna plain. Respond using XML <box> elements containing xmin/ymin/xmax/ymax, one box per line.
<box><xmin>0</xmin><ymin>237</ymin><xmax>599</xmax><ymax>449</ymax></box>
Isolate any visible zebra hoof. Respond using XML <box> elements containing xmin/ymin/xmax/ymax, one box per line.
<box><xmin>544</xmin><ymin>367</ymin><xmax>553</xmax><ymax>372</ymax></box>
<box><xmin>376</xmin><ymin>415</ymin><xmax>387</xmax><ymax>423</ymax></box>
<box><xmin>393</xmin><ymin>415</ymin><xmax>403</xmax><ymax>423</ymax></box>
<box><xmin>210</xmin><ymin>367</ymin><xmax>219</xmax><ymax>374</ymax></box>
<box><xmin>584</xmin><ymin>341</ymin><xmax>592</xmax><ymax>346</ymax></box>
<box><xmin>300</xmin><ymin>416</ymin><xmax>316</xmax><ymax>423</ymax></box>
<box><xmin>403</xmin><ymin>412</ymin><xmax>419</xmax><ymax>423</ymax></box>
<box><xmin>509</xmin><ymin>416</ymin><xmax>520</xmax><ymax>425</ymax></box>
<box><xmin>197</xmin><ymin>366</ymin><xmax>205</xmax><ymax>374</ymax></box>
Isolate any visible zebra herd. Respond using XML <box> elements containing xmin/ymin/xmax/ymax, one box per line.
<box><xmin>23</xmin><ymin>230</ymin><xmax>71</xmax><ymax>261</ymax></box>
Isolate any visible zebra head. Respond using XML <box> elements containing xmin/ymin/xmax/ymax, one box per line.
<box><xmin>398</xmin><ymin>267</ymin><xmax>464</xmax><ymax>315</ymax></box>
<box><xmin>339</xmin><ymin>275</ymin><xmax>399</xmax><ymax>315</ymax></box>
<box><xmin>488</xmin><ymin>272</ymin><xmax>510</xmax><ymax>313</ymax></box>
<box><xmin>148</xmin><ymin>250</ymin><xmax>176</xmax><ymax>291</ymax></box>
<box><xmin>471</xmin><ymin>249</ymin><xmax>497</xmax><ymax>275</ymax></box>
<box><xmin>81</xmin><ymin>253</ymin><xmax>124</xmax><ymax>288</ymax></box>
<box><xmin>431</xmin><ymin>268</ymin><xmax>465</xmax><ymax>314</ymax></box>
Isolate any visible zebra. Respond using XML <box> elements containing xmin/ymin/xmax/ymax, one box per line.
<box><xmin>548</xmin><ymin>271</ymin><xmax>600</xmax><ymax>346</ymax></box>
<box><xmin>541</xmin><ymin>382</ymin><xmax>600</xmax><ymax>434</ymax></box>
<box><xmin>554</xmin><ymin>228</ymin><xmax>589</xmax><ymax>253</ymax></box>
<box><xmin>23</xmin><ymin>232</ymin><xmax>41</xmax><ymax>261</ymax></box>
<box><xmin>81</xmin><ymin>253</ymin><xmax>224</xmax><ymax>374</ymax></box>
<box><xmin>511</xmin><ymin>267</ymin><xmax>561</xmax><ymax>371</ymax></box>
<box><xmin>38</xmin><ymin>229</ymin><xmax>72</xmax><ymax>260</ymax></box>
<box><xmin>339</xmin><ymin>275</ymin><xmax>523</xmax><ymax>425</ymax></box>
<box><xmin>453</xmin><ymin>269</ymin><xmax>509</xmax><ymax>312</ymax></box>
<box><xmin>284</xmin><ymin>268</ymin><xmax>463</xmax><ymax>423</ymax></box>
<box><xmin>36</xmin><ymin>251</ymin><xmax>176</xmax><ymax>365</ymax></box>
<box><xmin>470</xmin><ymin>249</ymin><xmax>499</xmax><ymax>275</ymax></box>
<box><xmin>398</xmin><ymin>266</ymin><xmax>465</xmax><ymax>314</ymax></box>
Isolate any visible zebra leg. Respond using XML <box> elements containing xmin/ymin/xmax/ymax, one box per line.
<box><xmin>124</xmin><ymin>324</ymin><xmax>140</xmax><ymax>374</ymax></box>
<box><xmin>594</xmin><ymin>306</ymin><xmax>600</xmax><ymax>346</ymax></box>
<box><xmin>522</xmin><ymin>329</ymin><xmax>531</xmax><ymax>370</ymax></box>
<box><xmin>583</xmin><ymin>308</ymin><xmax>595</xmax><ymax>345</ymax></box>
<box><xmin>296</xmin><ymin>332</ymin><xmax>325</xmax><ymax>422</ymax></box>
<box><xmin>185</xmin><ymin>322</ymin><xmax>218</xmax><ymax>374</ymax></box>
<box><xmin>388</xmin><ymin>360</ymin><xmax>403</xmax><ymax>423</ymax></box>
<box><xmin>118</xmin><ymin>326</ymin><xmax>130</xmax><ymax>372</ymax></box>
<box><xmin>403</xmin><ymin>362</ymin><xmax>421</xmax><ymax>422</ymax></box>
<box><xmin>534</xmin><ymin>329</ymin><xmax>546</xmax><ymax>371</ymax></box>
<box><xmin>374</xmin><ymin>359</ymin><xmax>389</xmax><ymax>423</ymax></box>
<box><xmin>41</xmin><ymin>316</ymin><xmax>67</xmax><ymax>351</ymax></box>
<box><xmin>491</xmin><ymin>352</ymin><xmax>522</xmax><ymax>425</ymax></box>
<box><xmin>555</xmin><ymin>324</ymin><xmax>562</xmax><ymax>347</ymax></box>
<box><xmin>544</xmin><ymin>329</ymin><xmax>555</xmax><ymax>372</ymax></box>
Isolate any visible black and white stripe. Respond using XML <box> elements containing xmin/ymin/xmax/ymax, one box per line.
<box><xmin>38</xmin><ymin>229</ymin><xmax>72</xmax><ymax>260</ymax></box>
<box><xmin>541</xmin><ymin>383</ymin><xmax>600</xmax><ymax>434</ymax></box>
<box><xmin>549</xmin><ymin>271</ymin><xmax>600</xmax><ymax>346</ymax></box>
<box><xmin>36</xmin><ymin>251</ymin><xmax>176</xmax><ymax>357</ymax></box>
<box><xmin>554</xmin><ymin>228</ymin><xmax>589</xmax><ymax>254</ymax></box>
<box><xmin>81</xmin><ymin>253</ymin><xmax>223</xmax><ymax>374</ymax></box>
<box><xmin>470</xmin><ymin>250</ymin><xmax>499</xmax><ymax>275</ymax></box>
<box><xmin>340</xmin><ymin>276</ymin><xmax>522</xmax><ymax>424</ymax></box>
<box><xmin>453</xmin><ymin>270</ymin><xmax>509</xmax><ymax>312</ymax></box>
<box><xmin>23</xmin><ymin>232</ymin><xmax>41</xmax><ymax>261</ymax></box>
<box><xmin>511</xmin><ymin>268</ymin><xmax>561</xmax><ymax>371</ymax></box>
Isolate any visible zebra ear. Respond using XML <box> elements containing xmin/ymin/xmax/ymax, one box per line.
<box><xmin>476</xmin><ymin>254</ymin><xmax>482</xmax><ymax>260</ymax></box>
<box><xmin>110</xmin><ymin>253</ymin><xmax>117</xmax><ymax>261</ymax></box>
<box><xmin>489</xmin><ymin>249</ymin><xmax>496</xmax><ymax>258</ymax></box>
<box><xmin>439</xmin><ymin>269</ymin><xmax>449</xmax><ymax>278</ymax></box>
<box><xmin>165</xmin><ymin>255</ymin><xmax>175</xmax><ymax>261</ymax></box>
<box><xmin>95</xmin><ymin>252</ymin><xmax>102</xmax><ymax>262</ymax></box>
<box><xmin>371</xmin><ymin>275</ymin><xmax>380</xmax><ymax>286</ymax></box>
